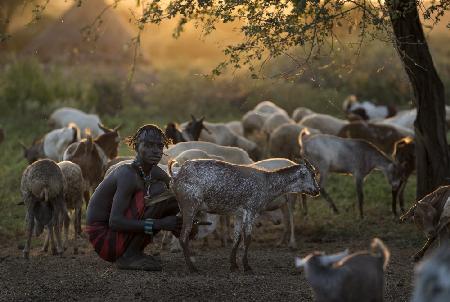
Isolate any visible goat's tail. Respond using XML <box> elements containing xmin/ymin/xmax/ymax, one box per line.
<box><xmin>40</xmin><ymin>187</ymin><xmax>49</xmax><ymax>202</ymax></box>
<box><xmin>371</xmin><ymin>238</ymin><xmax>390</xmax><ymax>270</ymax></box>
<box><xmin>298</xmin><ymin>128</ymin><xmax>310</xmax><ymax>150</ymax></box>
<box><xmin>168</xmin><ymin>159</ymin><xmax>178</xmax><ymax>178</ymax></box>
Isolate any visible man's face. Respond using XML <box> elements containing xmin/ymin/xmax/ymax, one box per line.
<box><xmin>136</xmin><ymin>131</ymin><xmax>165</xmax><ymax>165</ymax></box>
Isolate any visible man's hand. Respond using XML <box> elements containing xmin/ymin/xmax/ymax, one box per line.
<box><xmin>153</xmin><ymin>216</ymin><xmax>198</xmax><ymax>239</ymax></box>
<box><xmin>154</xmin><ymin>216</ymin><xmax>182</xmax><ymax>234</ymax></box>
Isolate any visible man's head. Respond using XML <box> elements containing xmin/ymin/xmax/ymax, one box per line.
<box><xmin>125</xmin><ymin>124</ymin><xmax>171</xmax><ymax>165</ymax></box>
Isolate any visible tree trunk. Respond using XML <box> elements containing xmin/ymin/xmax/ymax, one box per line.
<box><xmin>387</xmin><ymin>0</ymin><xmax>450</xmax><ymax>199</ymax></box>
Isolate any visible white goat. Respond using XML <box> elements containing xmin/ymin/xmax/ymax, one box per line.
<box><xmin>196</xmin><ymin>121</ymin><xmax>261</xmax><ymax>160</ymax></box>
<box><xmin>292</xmin><ymin>107</ymin><xmax>315</xmax><ymax>123</ymax></box>
<box><xmin>21</xmin><ymin>124</ymin><xmax>80</xmax><ymax>164</ymax></box>
<box><xmin>299</xmin><ymin>130</ymin><xmax>403</xmax><ymax>218</ymax></box>
<box><xmin>262</xmin><ymin>113</ymin><xmax>295</xmax><ymax>137</ymax></box>
<box><xmin>225</xmin><ymin>121</ymin><xmax>244</xmax><ymax>136</ymax></box>
<box><xmin>377</xmin><ymin>106</ymin><xmax>450</xmax><ymax>130</ymax></box>
<box><xmin>168</xmin><ymin>159</ymin><xmax>320</xmax><ymax>273</ymax></box>
<box><xmin>299</xmin><ymin>113</ymin><xmax>349</xmax><ymax>135</ymax></box>
<box><xmin>160</xmin><ymin>141</ymin><xmax>254</xmax><ymax>165</ymax></box>
<box><xmin>49</xmin><ymin>107</ymin><xmax>103</xmax><ymax>138</ymax></box>
<box><xmin>44</xmin><ymin>124</ymin><xmax>80</xmax><ymax>161</ymax></box>
<box><xmin>254</xmin><ymin>100</ymin><xmax>288</xmax><ymax>116</ymax></box>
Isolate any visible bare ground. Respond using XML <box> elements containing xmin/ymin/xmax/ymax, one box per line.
<box><xmin>0</xmin><ymin>226</ymin><xmax>417</xmax><ymax>302</ymax></box>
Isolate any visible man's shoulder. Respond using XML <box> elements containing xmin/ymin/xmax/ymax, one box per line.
<box><xmin>151</xmin><ymin>165</ymin><xmax>170</xmax><ymax>179</ymax></box>
<box><xmin>111</xmin><ymin>162</ymin><xmax>138</xmax><ymax>179</ymax></box>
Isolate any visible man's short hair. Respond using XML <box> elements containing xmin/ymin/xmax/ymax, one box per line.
<box><xmin>125</xmin><ymin>124</ymin><xmax>172</xmax><ymax>151</ymax></box>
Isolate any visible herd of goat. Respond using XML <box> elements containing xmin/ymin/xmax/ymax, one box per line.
<box><xmin>14</xmin><ymin>98</ymin><xmax>450</xmax><ymax>301</ymax></box>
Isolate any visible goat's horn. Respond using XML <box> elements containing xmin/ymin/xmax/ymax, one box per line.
<box><xmin>113</xmin><ymin>124</ymin><xmax>123</xmax><ymax>132</ymax></box>
<box><xmin>203</xmin><ymin>125</ymin><xmax>212</xmax><ymax>134</ymax></box>
<box><xmin>98</xmin><ymin>123</ymin><xmax>111</xmax><ymax>133</ymax></box>
<box><xmin>318</xmin><ymin>249</ymin><xmax>349</xmax><ymax>266</ymax></box>
<box><xmin>191</xmin><ymin>114</ymin><xmax>197</xmax><ymax>121</ymax></box>
<box><xmin>295</xmin><ymin>257</ymin><xmax>307</xmax><ymax>268</ymax></box>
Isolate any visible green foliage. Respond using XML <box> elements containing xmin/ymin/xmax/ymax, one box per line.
<box><xmin>88</xmin><ymin>78</ymin><xmax>124</xmax><ymax>116</ymax></box>
<box><xmin>0</xmin><ymin>58</ymin><xmax>53</xmax><ymax>112</ymax></box>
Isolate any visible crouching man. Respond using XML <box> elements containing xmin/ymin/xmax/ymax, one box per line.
<box><xmin>86</xmin><ymin>124</ymin><xmax>182</xmax><ymax>271</ymax></box>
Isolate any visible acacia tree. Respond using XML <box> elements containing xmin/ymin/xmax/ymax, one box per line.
<box><xmin>0</xmin><ymin>0</ymin><xmax>40</xmax><ymax>41</ymax></box>
<box><xmin>132</xmin><ymin>0</ymin><xmax>449</xmax><ymax>199</ymax></box>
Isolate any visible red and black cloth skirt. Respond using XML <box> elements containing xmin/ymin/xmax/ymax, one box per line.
<box><xmin>85</xmin><ymin>191</ymin><xmax>151</xmax><ymax>262</ymax></box>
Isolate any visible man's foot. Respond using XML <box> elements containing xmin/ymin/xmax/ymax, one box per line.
<box><xmin>116</xmin><ymin>254</ymin><xmax>162</xmax><ymax>271</ymax></box>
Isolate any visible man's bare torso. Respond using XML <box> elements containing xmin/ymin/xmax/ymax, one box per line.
<box><xmin>86</xmin><ymin>163</ymin><xmax>170</xmax><ymax>224</ymax></box>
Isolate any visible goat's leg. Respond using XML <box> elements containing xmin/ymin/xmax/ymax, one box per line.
<box><xmin>63</xmin><ymin>211</ymin><xmax>70</xmax><ymax>251</ymax></box>
<box><xmin>179</xmin><ymin>207</ymin><xmax>197</xmax><ymax>273</ymax></box>
<box><xmin>170</xmin><ymin>235</ymin><xmax>182</xmax><ymax>253</ymax></box>
<box><xmin>23</xmin><ymin>210</ymin><xmax>35</xmax><ymax>259</ymax></box>
<box><xmin>241</xmin><ymin>211</ymin><xmax>256</xmax><ymax>272</ymax></box>
<box><xmin>48</xmin><ymin>225</ymin><xmax>57</xmax><ymax>255</ymax></box>
<box><xmin>73</xmin><ymin>206</ymin><xmax>81</xmax><ymax>255</ymax></box>
<box><xmin>220</xmin><ymin>215</ymin><xmax>232</xmax><ymax>247</ymax></box>
<box><xmin>41</xmin><ymin>230</ymin><xmax>50</xmax><ymax>252</ymax></box>
<box><xmin>355</xmin><ymin>178</ymin><xmax>365</xmax><ymax>219</ymax></box>
<box><xmin>320</xmin><ymin>189</ymin><xmax>339</xmax><ymax>214</ymax></box>
<box><xmin>53</xmin><ymin>219</ymin><xmax>64</xmax><ymax>256</ymax></box>
<box><xmin>83</xmin><ymin>190</ymin><xmax>90</xmax><ymax>210</ymax></box>
<box><xmin>398</xmin><ymin>179</ymin><xmax>408</xmax><ymax>214</ymax></box>
<box><xmin>413</xmin><ymin>237</ymin><xmax>435</xmax><ymax>262</ymax></box>
<box><xmin>242</xmin><ymin>230</ymin><xmax>253</xmax><ymax>273</ymax></box>
<box><xmin>319</xmin><ymin>172</ymin><xmax>339</xmax><ymax>214</ymax></box>
<box><xmin>300</xmin><ymin>193</ymin><xmax>308</xmax><ymax>216</ymax></box>
<box><xmin>76</xmin><ymin>206</ymin><xmax>83</xmax><ymax>236</ymax></box>
<box><xmin>277</xmin><ymin>202</ymin><xmax>290</xmax><ymax>247</ymax></box>
<box><xmin>287</xmin><ymin>196</ymin><xmax>297</xmax><ymax>250</ymax></box>
<box><xmin>230</xmin><ymin>215</ymin><xmax>243</xmax><ymax>272</ymax></box>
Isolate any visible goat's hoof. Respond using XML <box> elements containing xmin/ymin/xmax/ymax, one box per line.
<box><xmin>243</xmin><ymin>266</ymin><xmax>253</xmax><ymax>274</ymax></box>
<box><xmin>40</xmin><ymin>247</ymin><xmax>48</xmax><ymax>253</ymax></box>
<box><xmin>22</xmin><ymin>251</ymin><xmax>29</xmax><ymax>260</ymax></box>
<box><xmin>230</xmin><ymin>265</ymin><xmax>239</xmax><ymax>273</ymax></box>
<box><xmin>188</xmin><ymin>267</ymin><xmax>199</xmax><ymax>274</ymax></box>
<box><xmin>288</xmin><ymin>243</ymin><xmax>298</xmax><ymax>250</ymax></box>
<box><xmin>276</xmin><ymin>240</ymin><xmax>285</xmax><ymax>248</ymax></box>
<box><xmin>73</xmin><ymin>248</ymin><xmax>79</xmax><ymax>255</ymax></box>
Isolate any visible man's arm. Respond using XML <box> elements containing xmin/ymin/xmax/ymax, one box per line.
<box><xmin>109</xmin><ymin>165</ymin><xmax>181</xmax><ymax>233</ymax></box>
<box><xmin>109</xmin><ymin>166</ymin><xmax>146</xmax><ymax>232</ymax></box>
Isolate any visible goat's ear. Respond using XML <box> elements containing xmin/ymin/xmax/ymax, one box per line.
<box><xmin>318</xmin><ymin>249</ymin><xmax>349</xmax><ymax>266</ymax></box>
<box><xmin>98</xmin><ymin>123</ymin><xmax>111</xmax><ymax>133</ymax></box>
<box><xmin>16</xmin><ymin>201</ymin><xmax>25</xmax><ymax>206</ymax></box>
<box><xmin>295</xmin><ymin>257</ymin><xmax>307</xmax><ymax>268</ymax></box>
<box><xmin>199</xmin><ymin>116</ymin><xmax>205</xmax><ymax>122</ymax></box>
<box><xmin>113</xmin><ymin>124</ymin><xmax>122</xmax><ymax>132</ymax></box>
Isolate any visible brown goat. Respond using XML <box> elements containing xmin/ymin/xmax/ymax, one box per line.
<box><xmin>63</xmin><ymin>124</ymin><xmax>120</xmax><ymax>207</ymax></box>
<box><xmin>296</xmin><ymin>238</ymin><xmax>390</xmax><ymax>302</ymax></box>
<box><xmin>401</xmin><ymin>185</ymin><xmax>450</xmax><ymax>261</ymax></box>
<box><xmin>338</xmin><ymin>121</ymin><xmax>412</xmax><ymax>155</ymax></box>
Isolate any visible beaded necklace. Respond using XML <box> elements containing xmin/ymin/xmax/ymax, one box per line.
<box><xmin>132</xmin><ymin>158</ymin><xmax>153</xmax><ymax>199</ymax></box>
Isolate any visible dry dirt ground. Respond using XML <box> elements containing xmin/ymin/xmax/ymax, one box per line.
<box><xmin>0</xmin><ymin>225</ymin><xmax>417</xmax><ymax>302</ymax></box>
